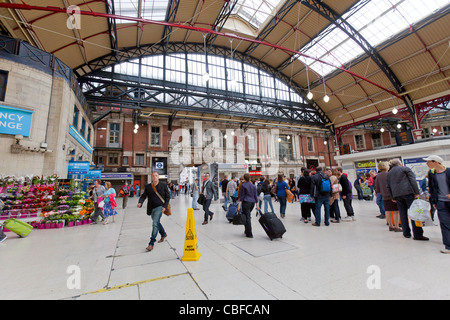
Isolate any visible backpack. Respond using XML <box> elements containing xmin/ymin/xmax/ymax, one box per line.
<box><xmin>122</xmin><ymin>186</ymin><xmax>129</xmax><ymax>195</ymax></box>
<box><xmin>320</xmin><ymin>175</ymin><xmax>331</xmax><ymax>194</ymax></box>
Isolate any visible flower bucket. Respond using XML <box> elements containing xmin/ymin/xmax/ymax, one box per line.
<box><xmin>45</xmin><ymin>223</ymin><xmax>52</xmax><ymax>229</ymax></box>
<box><xmin>3</xmin><ymin>227</ymin><xmax>10</xmax><ymax>232</ymax></box>
<box><xmin>57</xmin><ymin>222</ymin><xmax>64</xmax><ymax>228</ymax></box>
<box><xmin>75</xmin><ymin>220</ymin><xmax>82</xmax><ymax>226</ymax></box>
<box><xmin>68</xmin><ymin>221</ymin><xmax>74</xmax><ymax>227</ymax></box>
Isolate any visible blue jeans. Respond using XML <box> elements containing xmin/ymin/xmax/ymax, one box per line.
<box><xmin>149</xmin><ymin>206</ymin><xmax>166</xmax><ymax>246</ymax></box>
<box><xmin>264</xmin><ymin>194</ymin><xmax>274</xmax><ymax>213</ymax></box>
<box><xmin>437</xmin><ymin>201</ymin><xmax>450</xmax><ymax>250</ymax></box>
<box><xmin>192</xmin><ymin>193</ymin><xmax>199</xmax><ymax>209</ymax></box>
<box><xmin>278</xmin><ymin>196</ymin><xmax>287</xmax><ymax>215</ymax></box>
<box><xmin>314</xmin><ymin>195</ymin><xmax>330</xmax><ymax>226</ymax></box>
<box><xmin>203</xmin><ymin>198</ymin><xmax>213</xmax><ymax>221</ymax></box>
<box><xmin>376</xmin><ymin>193</ymin><xmax>385</xmax><ymax>215</ymax></box>
<box><xmin>223</xmin><ymin>194</ymin><xmax>230</xmax><ymax>210</ymax></box>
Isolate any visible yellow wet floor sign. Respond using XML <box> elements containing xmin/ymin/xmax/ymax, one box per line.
<box><xmin>181</xmin><ymin>208</ymin><xmax>201</xmax><ymax>261</ymax></box>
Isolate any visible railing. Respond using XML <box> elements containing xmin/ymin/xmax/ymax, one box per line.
<box><xmin>0</xmin><ymin>35</ymin><xmax>91</xmax><ymax>119</ymax></box>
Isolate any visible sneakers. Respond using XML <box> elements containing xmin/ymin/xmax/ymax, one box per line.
<box><xmin>440</xmin><ymin>249</ymin><xmax>450</xmax><ymax>254</ymax></box>
<box><xmin>342</xmin><ymin>216</ymin><xmax>355</xmax><ymax>222</ymax></box>
<box><xmin>0</xmin><ymin>234</ymin><xmax>7</xmax><ymax>243</ymax></box>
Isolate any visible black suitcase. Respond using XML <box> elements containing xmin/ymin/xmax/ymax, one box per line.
<box><xmin>258</xmin><ymin>211</ymin><xmax>286</xmax><ymax>240</ymax></box>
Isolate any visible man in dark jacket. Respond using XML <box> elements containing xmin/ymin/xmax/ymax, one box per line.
<box><xmin>424</xmin><ymin>155</ymin><xmax>450</xmax><ymax>254</ymax></box>
<box><xmin>310</xmin><ymin>167</ymin><xmax>330</xmax><ymax>226</ymax></box>
<box><xmin>336</xmin><ymin>167</ymin><xmax>355</xmax><ymax>221</ymax></box>
<box><xmin>386</xmin><ymin>158</ymin><xmax>428</xmax><ymax>241</ymax></box>
<box><xmin>138</xmin><ymin>172</ymin><xmax>170</xmax><ymax>251</ymax></box>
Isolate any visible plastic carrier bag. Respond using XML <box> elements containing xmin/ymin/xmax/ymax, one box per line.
<box><xmin>407</xmin><ymin>199</ymin><xmax>430</xmax><ymax>222</ymax></box>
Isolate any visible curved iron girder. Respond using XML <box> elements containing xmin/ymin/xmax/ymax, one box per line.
<box><xmin>300</xmin><ymin>0</ymin><xmax>417</xmax><ymax>127</ymax></box>
<box><xmin>76</xmin><ymin>42</ymin><xmax>332</xmax><ymax>126</ymax></box>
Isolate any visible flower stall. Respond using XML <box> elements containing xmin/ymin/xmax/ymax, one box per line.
<box><xmin>0</xmin><ymin>175</ymin><xmax>94</xmax><ymax>230</ymax></box>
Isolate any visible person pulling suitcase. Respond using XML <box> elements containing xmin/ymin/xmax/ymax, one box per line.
<box><xmin>237</xmin><ymin>173</ymin><xmax>259</xmax><ymax>238</ymax></box>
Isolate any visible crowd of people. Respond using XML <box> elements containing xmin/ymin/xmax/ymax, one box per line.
<box><xmin>192</xmin><ymin>155</ymin><xmax>448</xmax><ymax>253</ymax></box>
<box><xmin>2</xmin><ymin>155</ymin><xmax>448</xmax><ymax>256</ymax></box>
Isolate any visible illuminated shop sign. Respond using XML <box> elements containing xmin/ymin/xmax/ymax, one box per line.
<box><xmin>0</xmin><ymin>105</ymin><xmax>33</xmax><ymax>137</ymax></box>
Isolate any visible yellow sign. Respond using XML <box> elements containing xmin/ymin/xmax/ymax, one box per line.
<box><xmin>181</xmin><ymin>208</ymin><xmax>201</xmax><ymax>261</ymax></box>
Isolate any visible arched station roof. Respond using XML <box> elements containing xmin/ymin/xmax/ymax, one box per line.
<box><xmin>0</xmin><ymin>0</ymin><xmax>448</xmax><ymax>132</ymax></box>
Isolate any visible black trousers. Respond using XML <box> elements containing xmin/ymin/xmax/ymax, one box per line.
<box><xmin>395</xmin><ymin>194</ymin><xmax>423</xmax><ymax>238</ymax></box>
<box><xmin>242</xmin><ymin>201</ymin><xmax>255</xmax><ymax>237</ymax></box>
<box><xmin>300</xmin><ymin>203</ymin><xmax>315</xmax><ymax>219</ymax></box>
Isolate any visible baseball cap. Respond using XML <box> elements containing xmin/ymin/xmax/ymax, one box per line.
<box><xmin>423</xmin><ymin>155</ymin><xmax>444</xmax><ymax>163</ymax></box>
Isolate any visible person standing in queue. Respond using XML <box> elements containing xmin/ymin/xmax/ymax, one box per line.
<box><xmin>137</xmin><ymin>172</ymin><xmax>170</xmax><ymax>252</ymax></box>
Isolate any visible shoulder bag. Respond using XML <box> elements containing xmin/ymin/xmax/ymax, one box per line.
<box><xmin>151</xmin><ymin>184</ymin><xmax>171</xmax><ymax>216</ymax></box>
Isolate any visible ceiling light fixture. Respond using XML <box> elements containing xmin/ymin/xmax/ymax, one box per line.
<box><xmin>202</xmin><ymin>34</ymin><xmax>209</xmax><ymax>83</ymax></box>
<box><xmin>322</xmin><ymin>75</ymin><xmax>329</xmax><ymax>103</ymax></box>
<box><xmin>306</xmin><ymin>66</ymin><xmax>313</xmax><ymax>100</ymax></box>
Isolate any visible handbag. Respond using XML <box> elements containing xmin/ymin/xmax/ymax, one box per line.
<box><xmin>285</xmin><ymin>187</ymin><xmax>294</xmax><ymax>203</ymax></box>
<box><xmin>299</xmin><ymin>194</ymin><xmax>315</xmax><ymax>203</ymax></box>
<box><xmin>152</xmin><ymin>184</ymin><xmax>171</xmax><ymax>216</ymax></box>
<box><xmin>232</xmin><ymin>211</ymin><xmax>247</xmax><ymax>225</ymax></box>
<box><xmin>332</xmin><ymin>183</ymin><xmax>343</xmax><ymax>193</ymax></box>
<box><xmin>197</xmin><ymin>193</ymin><xmax>206</xmax><ymax>205</ymax></box>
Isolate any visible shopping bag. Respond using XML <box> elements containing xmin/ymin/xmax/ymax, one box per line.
<box><xmin>285</xmin><ymin>188</ymin><xmax>294</xmax><ymax>203</ymax></box>
<box><xmin>407</xmin><ymin>199</ymin><xmax>430</xmax><ymax>222</ymax></box>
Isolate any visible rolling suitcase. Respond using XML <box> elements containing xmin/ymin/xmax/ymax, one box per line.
<box><xmin>2</xmin><ymin>219</ymin><xmax>33</xmax><ymax>238</ymax></box>
<box><xmin>226</xmin><ymin>202</ymin><xmax>239</xmax><ymax>223</ymax></box>
<box><xmin>258</xmin><ymin>211</ymin><xmax>286</xmax><ymax>240</ymax></box>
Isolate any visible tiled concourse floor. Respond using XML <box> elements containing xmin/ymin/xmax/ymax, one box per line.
<box><xmin>1</xmin><ymin>194</ymin><xmax>449</xmax><ymax>300</ymax></box>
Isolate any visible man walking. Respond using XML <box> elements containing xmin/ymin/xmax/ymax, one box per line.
<box><xmin>424</xmin><ymin>155</ymin><xmax>450</xmax><ymax>253</ymax></box>
<box><xmin>387</xmin><ymin>158</ymin><xmax>428</xmax><ymax>241</ymax></box>
<box><xmin>138</xmin><ymin>172</ymin><xmax>170</xmax><ymax>252</ymax></box>
<box><xmin>120</xmin><ymin>181</ymin><xmax>131</xmax><ymax>209</ymax></box>
<box><xmin>201</xmin><ymin>173</ymin><xmax>218</xmax><ymax>225</ymax></box>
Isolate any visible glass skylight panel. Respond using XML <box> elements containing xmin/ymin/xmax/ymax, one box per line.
<box><xmin>232</xmin><ymin>0</ymin><xmax>283</xmax><ymax>29</ymax></box>
<box><xmin>114</xmin><ymin>0</ymin><xmax>139</xmax><ymax>23</ymax></box>
<box><xmin>142</xmin><ymin>0</ymin><xmax>169</xmax><ymax>20</ymax></box>
<box><xmin>113</xmin><ymin>0</ymin><xmax>169</xmax><ymax>23</ymax></box>
<box><xmin>299</xmin><ymin>0</ymin><xmax>448</xmax><ymax>77</ymax></box>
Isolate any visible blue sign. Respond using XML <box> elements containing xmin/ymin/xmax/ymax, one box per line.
<box><xmin>68</xmin><ymin>161</ymin><xmax>90</xmax><ymax>175</ymax></box>
<box><xmin>85</xmin><ymin>170</ymin><xmax>102</xmax><ymax>179</ymax></box>
<box><xmin>68</xmin><ymin>125</ymin><xmax>94</xmax><ymax>154</ymax></box>
<box><xmin>0</xmin><ymin>105</ymin><xmax>34</xmax><ymax>137</ymax></box>
<box><xmin>101</xmin><ymin>173</ymin><xmax>133</xmax><ymax>180</ymax></box>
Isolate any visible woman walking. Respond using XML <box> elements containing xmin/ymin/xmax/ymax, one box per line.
<box><xmin>237</xmin><ymin>173</ymin><xmax>259</xmax><ymax>238</ymax></box>
<box><xmin>103</xmin><ymin>181</ymin><xmax>118</xmax><ymax>224</ymax></box>
<box><xmin>91</xmin><ymin>179</ymin><xmax>106</xmax><ymax>224</ymax></box>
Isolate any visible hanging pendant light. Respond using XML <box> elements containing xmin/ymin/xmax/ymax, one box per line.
<box><xmin>202</xmin><ymin>34</ymin><xmax>209</xmax><ymax>83</ymax></box>
<box><xmin>322</xmin><ymin>75</ymin><xmax>329</xmax><ymax>103</ymax></box>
